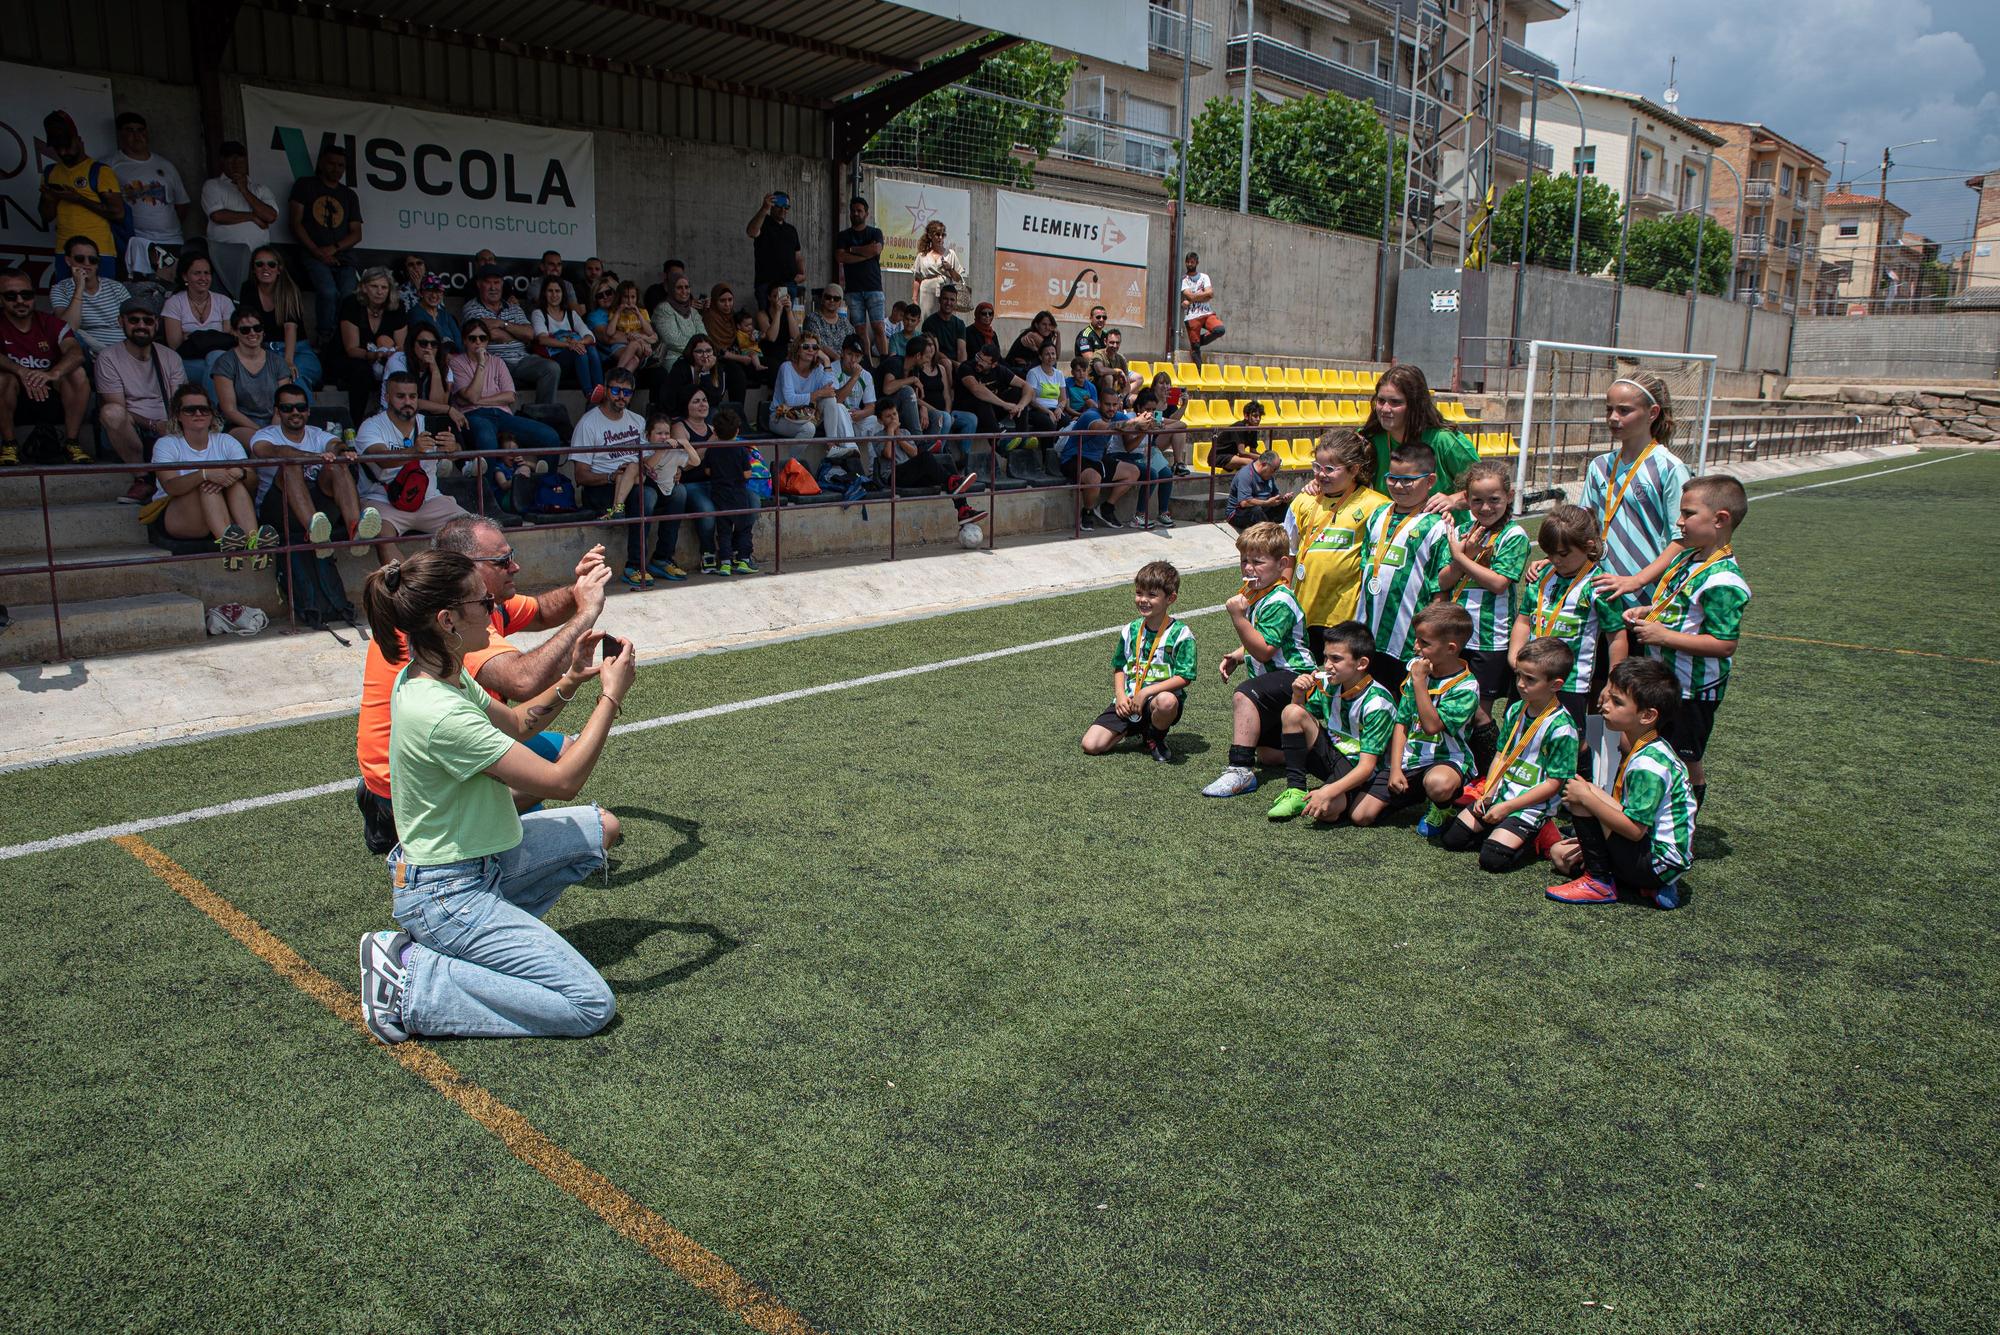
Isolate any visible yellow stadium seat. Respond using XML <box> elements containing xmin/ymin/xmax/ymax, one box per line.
<box><xmin>1174</xmin><ymin>361</ymin><xmax>1199</xmax><ymax>385</ymax></box>
<box><xmin>1289</xmin><ymin>437</ymin><xmax>1317</xmax><ymax>465</ymax></box>
<box><xmin>1243</xmin><ymin>366</ymin><xmax>1270</xmax><ymax>390</ymax></box>
<box><xmin>1221</xmin><ymin>363</ymin><xmax>1248</xmax><ymax>389</ymax></box>
<box><xmin>1191</xmin><ymin>439</ymin><xmax>1213</xmax><ymax>472</ymax></box>
<box><xmin>1301</xmin><ymin>368</ymin><xmax>1327</xmax><ymax>392</ymax></box>
<box><xmin>1281</xmin><ymin>367</ymin><xmax>1307</xmax><ymax>390</ymax></box>
<box><xmin>1181</xmin><ymin>400</ymin><xmax>1209</xmax><ymax>428</ymax></box>
<box><xmin>1317</xmin><ymin>399</ymin><xmax>1340</xmax><ymax>421</ymax></box>
<box><xmin>1127</xmin><ymin>360</ymin><xmax>1151</xmax><ymax>383</ymax></box>
<box><xmin>1197</xmin><ymin>363</ymin><xmax>1227</xmax><ymax>391</ymax></box>
<box><xmin>1266</xmin><ymin>399</ymin><xmax>1296</xmax><ymax>425</ymax></box>
<box><xmin>1262</xmin><ymin>367</ymin><xmax>1287</xmax><ymax>390</ymax></box>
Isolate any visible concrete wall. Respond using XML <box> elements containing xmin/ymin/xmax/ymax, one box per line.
<box><xmin>1790</xmin><ymin>315</ymin><xmax>2000</xmax><ymax>382</ymax></box>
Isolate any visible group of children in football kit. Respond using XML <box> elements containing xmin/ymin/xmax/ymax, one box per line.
<box><xmin>1083</xmin><ymin>369</ymin><xmax>1750</xmax><ymax>912</ymax></box>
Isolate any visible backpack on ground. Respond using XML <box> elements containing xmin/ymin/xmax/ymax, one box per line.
<box><xmin>275</xmin><ymin>546</ymin><xmax>357</xmax><ymax>631</ymax></box>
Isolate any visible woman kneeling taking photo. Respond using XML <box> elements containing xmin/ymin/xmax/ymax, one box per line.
<box><xmin>357</xmin><ymin>548</ymin><xmax>635</xmax><ymax>1043</ymax></box>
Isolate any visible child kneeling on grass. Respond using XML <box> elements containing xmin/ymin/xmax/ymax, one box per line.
<box><xmin>1203</xmin><ymin>521</ymin><xmax>1318</xmax><ymax>797</ymax></box>
<box><xmin>1265</xmin><ymin>620</ymin><xmax>1398</xmax><ymax>824</ymax></box>
<box><xmin>1083</xmin><ymin>560</ymin><xmax>1196</xmax><ymax>762</ymax></box>
<box><xmin>1440</xmin><ymin>636</ymin><xmax>1579</xmax><ymax>872</ymax></box>
<box><xmin>1349</xmin><ymin>603</ymin><xmax>1479</xmax><ymax>834</ymax></box>
<box><xmin>1547</xmin><ymin>658</ymin><xmax>1697</xmax><ymax>910</ymax></box>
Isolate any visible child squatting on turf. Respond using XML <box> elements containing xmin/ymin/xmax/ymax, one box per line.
<box><xmin>1083</xmin><ymin>561</ymin><xmax>1197</xmax><ymax>762</ymax></box>
<box><xmin>1264</xmin><ymin>620</ymin><xmax>1399</xmax><ymax>824</ymax></box>
<box><xmin>1624</xmin><ymin>474</ymin><xmax>1751</xmax><ymax>808</ymax></box>
<box><xmin>1440</xmin><ymin>636</ymin><xmax>1580</xmax><ymax>872</ymax></box>
<box><xmin>1546</xmin><ymin>658</ymin><xmax>1698</xmax><ymax>909</ymax></box>
<box><xmin>1348</xmin><ymin>603</ymin><xmax>1480</xmax><ymax>834</ymax></box>
<box><xmin>1203</xmin><ymin>521</ymin><xmax>1318</xmax><ymax>798</ymax></box>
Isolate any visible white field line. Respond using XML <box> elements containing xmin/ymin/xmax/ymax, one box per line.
<box><xmin>1746</xmin><ymin>451</ymin><xmax>1974</xmax><ymax>500</ymax></box>
<box><xmin>0</xmin><ymin>604</ymin><xmax>1228</xmax><ymax>862</ymax></box>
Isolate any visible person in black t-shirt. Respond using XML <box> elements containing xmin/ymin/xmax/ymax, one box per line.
<box><xmin>642</xmin><ymin>258</ymin><xmax>685</xmax><ymax>314</ymax></box>
<box><xmin>287</xmin><ymin>145</ymin><xmax>363</xmax><ymax>341</ymax></box>
<box><xmin>834</xmin><ymin>197</ymin><xmax>887</xmax><ymax>361</ymax></box>
<box><xmin>921</xmin><ymin>284</ymin><xmax>970</xmax><ymax>369</ymax></box>
<box><xmin>745</xmin><ymin>192</ymin><xmax>804</xmax><ymax>310</ymax></box>
<box><xmin>957</xmin><ymin>343</ymin><xmax>1033</xmax><ymax>438</ymax></box>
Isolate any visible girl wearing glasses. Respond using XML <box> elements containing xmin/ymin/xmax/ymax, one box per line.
<box><xmin>150</xmin><ymin>383</ymin><xmax>276</xmax><ymax>569</ymax></box>
<box><xmin>213</xmin><ymin>310</ymin><xmax>290</xmax><ymax>444</ymax></box>
<box><xmin>356</xmin><ymin>547</ymin><xmax>636</xmax><ymax>1045</ymax></box>
<box><xmin>239</xmin><ymin>245</ymin><xmax>321</xmax><ymax>390</ymax></box>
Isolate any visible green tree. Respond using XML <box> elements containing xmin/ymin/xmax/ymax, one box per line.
<box><xmin>1622</xmin><ymin>212</ymin><xmax>1733</xmax><ymax>295</ymax></box>
<box><xmin>1168</xmin><ymin>92</ymin><xmax>1405</xmax><ymax>235</ymax></box>
<box><xmin>1486</xmin><ymin>174</ymin><xmax>1623</xmax><ymax>273</ymax></box>
<box><xmin>864</xmin><ymin>44</ymin><xmax>1077</xmax><ymax>188</ymax></box>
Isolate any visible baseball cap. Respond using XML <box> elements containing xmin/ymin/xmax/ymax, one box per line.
<box><xmin>474</xmin><ymin>265</ymin><xmax>506</xmax><ymax>280</ymax></box>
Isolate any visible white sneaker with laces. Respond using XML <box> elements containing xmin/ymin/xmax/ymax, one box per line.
<box><xmin>358</xmin><ymin>930</ymin><xmax>412</xmax><ymax>1044</ymax></box>
<box><xmin>1202</xmin><ymin>766</ymin><xmax>1260</xmax><ymax>798</ymax></box>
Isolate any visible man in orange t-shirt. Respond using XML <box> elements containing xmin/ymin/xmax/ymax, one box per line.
<box><xmin>356</xmin><ymin>515</ymin><xmax>611</xmax><ymax>853</ymax></box>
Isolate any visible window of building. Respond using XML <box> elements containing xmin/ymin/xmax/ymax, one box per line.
<box><xmin>1123</xmin><ymin>95</ymin><xmax>1174</xmax><ymax>176</ymax></box>
<box><xmin>1838</xmin><ymin>220</ymin><xmax>1860</xmax><ymax>238</ymax></box>
<box><xmin>1573</xmin><ymin>145</ymin><xmax>1596</xmax><ymax>176</ymax></box>
<box><xmin>1773</xmin><ymin>218</ymin><xmax>1788</xmax><ymax>245</ymax></box>
<box><xmin>1328</xmin><ymin>37</ymin><xmax>1349</xmax><ymax>66</ymax></box>
<box><xmin>1779</xmin><ymin>164</ymin><xmax>1794</xmax><ymax>194</ymax></box>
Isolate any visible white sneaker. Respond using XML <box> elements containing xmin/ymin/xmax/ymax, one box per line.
<box><xmin>355</xmin><ymin>507</ymin><xmax>384</xmax><ymax>542</ymax></box>
<box><xmin>358</xmin><ymin>930</ymin><xmax>411</xmax><ymax>1044</ymax></box>
<box><xmin>1202</xmin><ymin>766</ymin><xmax>1259</xmax><ymax>798</ymax></box>
<box><xmin>308</xmin><ymin>510</ymin><xmax>333</xmax><ymax>557</ymax></box>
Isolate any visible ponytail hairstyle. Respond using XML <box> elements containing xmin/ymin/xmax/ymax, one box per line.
<box><xmin>363</xmin><ymin>549</ymin><xmax>479</xmax><ymax>672</ymax></box>
<box><xmin>1612</xmin><ymin>369</ymin><xmax>1677</xmax><ymax>446</ymax></box>
<box><xmin>1360</xmin><ymin>363</ymin><xmax>1448</xmax><ymax>444</ymax></box>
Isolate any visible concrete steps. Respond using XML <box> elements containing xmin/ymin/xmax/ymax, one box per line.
<box><xmin>2</xmin><ymin>593</ymin><xmax>208</xmax><ymax>665</ymax></box>
<box><xmin>0</xmin><ymin>470</ymin><xmax>130</xmax><ymax>508</ymax></box>
<box><xmin>0</xmin><ymin>544</ymin><xmax>181</xmax><ymax>606</ymax></box>
<box><xmin>0</xmin><ymin>499</ymin><xmax>142</xmax><ymax>556</ymax></box>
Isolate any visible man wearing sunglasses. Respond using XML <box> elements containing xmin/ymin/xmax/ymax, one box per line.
<box><xmin>248</xmin><ymin>388</ymin><xmax>383</xmax><ymax>556</ymax></box>
<box><xmin>93</xmin><ymin>298</ymin><xmax>187</xmax><ymax>501</ymax></box>
<box><xmin>0</xmin><ymin>267</ymin><xmax>90</xmax><ymax>467</ymax></box>
<box><xmin>354</xmin><ymin>371</ymin><xmax>469</xmax><ymax>561</ymax></box>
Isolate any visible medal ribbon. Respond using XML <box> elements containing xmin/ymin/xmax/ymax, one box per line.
<box><xmin>1487</xmin><ymin>701</ymin><xmax>1560</xmax><ymax>788</ymax></box>
<box><xmin>1600</xmin><ymin>443</ymin><xmax>1657</xmax><ymax>536</ymax></box>
<box><xmin>1643</xmin><ymin>545</ymin><xmax>1734</xmax><ymax>622</ymax></box>
<box><xmin>1613</xmin><ymin>729</ymin><xmax>1661</xmax><ymax>801</ymax></box>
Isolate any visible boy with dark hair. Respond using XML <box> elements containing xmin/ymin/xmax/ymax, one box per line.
<box><xmin>1083</xmin><ymin>560</ymin><xmax>1196</xmax><ymax>762</ymax></box>
<box><xmin>1624</xmin><ymin>473</ymin><xmax>1750</xmax><ymax>808</ymax></box>
<box><xmin>704</xmin><ymin>406</ymin><xmax>758</xmax><ymax>576</ymax></box>
<box><xmin>1266</xmin><ymin>620</ymin><xmax>1398</xmax><ymax>824</ymax></box>
<box><xmin>1203</xmin><ymin>521</ymin><xmax>1317</xmax><ymax>797</ymax></box>
<box><xmin>1349</xmin><ymin>602</ymin><xmax>1478</xmax><ymax>835</ymax></box>
<box><xmin>1354</xmin><ymin>438</ymin><xmax>1454</xmax><ymax>696</ymax></box>
<box><xmin>1441</xmin><ymin>636</ymin><xmax>1579</xmax><ymax>872</ymax></box>
<box><xmin>1440</xmin><ymin>458</ymin><xmax>1530</xmax><ymax>772</ymax></box>
<box><xmin>1547</xmin><ymin>659</ymin><xmax>1696</xmax><ymax>909</ymax></box>
<box><xmin>1511</xmin><ymin>504</ymin><xmax>1627</xmax><ymax>728</ymax></box>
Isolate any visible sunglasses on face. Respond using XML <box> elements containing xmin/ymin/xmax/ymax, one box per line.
<box><xmin>798</xmin><ymin>344</ymin><xmax>820</xmax><ymax>353</ymax></box>
<box><xmin>253</xmin><ymin>260</ymin><xmax>280</xmax><ymax>270</ymax></box>
<box><xmin>125</xmin><ymin>316</ymin><xmax>157</xmax><ymax>327</ymax></box>
<box><xmin>179</xmin><ymin>404</ymin><xmax>213</xmax><ymax>416</ymax></box>
<box><xmin>1</xmin><ymin>291</ymin><xmax>33</xmax><ymax>302</ymax></box>
<box><xmin>236</xmin><ymin>326</ymin><xmax>262</xmax><ymax>336</ymax></box>
<box><xmin>1384</xmin><ymin>471</ymin><xmax>1433</xmax><ymax>485</ymax></box>
<box><xmin>68</xmin><ymin>255</ymin><xmax>98</xmax><ymax>265</ymax></box>
<box><xmin>414</xmin><ymin>340</ymin><xmax>438</xmax><ymax>349</ymax></box>
<box><xmin>465</xmin><ymin>550</ymin><xmax>516</xmax><ymax>568</ymax></box>
<box><xmin>458</xmin><ymin>593</ymin><xmax>499</xmax><ymax>616</ymax></box>
<box><xmin>276</xmin><ymin>402</ymin><xmax>310</xmax><ymax>413</ymax></box>
<box><xmin>606</xmin><ymin>385</ymin><xmax>634</xmax><ymax>398</ymax></box>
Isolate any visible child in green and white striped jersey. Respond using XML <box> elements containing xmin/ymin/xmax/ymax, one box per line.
<box><xmin>1264</xmin><ymin>620</ymin><xmax>1399</xmax><ymax>825</ymax></box>
<box><xmin>1440</xmin><ymin>459</ymin><xmax>1532</xmax><ymax>774</ymax></box>
<box><xmin>1578</xmin><ymin>370</ymin><xmax>1692</xmax><ymax>609</ymax></box>
<box><xmin>1547</xmin><ymin>659</ymin><xmax>1698</xmax><ymax>910</ymax></box>
<box><xmin>1353</xmin><ymin>438</ymin><xmax>1455</xmax><ymax>699</ymax></box>
<box><xmin>1350</xmin><ymin>604</ymin><xmax>1478</xmax><ymax>837</ymax></box>
<box><xmin>1441</xmin><ymin>637</ymin><xmax>1580</xmax><ymax>873</ymax></box>
<box><xmin>1624</xmin><ymin>474</ymin><xmax>1751</xmax><ymax>809</ymax></box>
<box><xmin>1083</xmin><ymin>560</ymin><xmax>1197</xmax><ymax>764</ymax></box>
<box><xmin>1509</xmin><ymin>505</ymin><xmax>1629</xmax><ymax>730</ymax></box>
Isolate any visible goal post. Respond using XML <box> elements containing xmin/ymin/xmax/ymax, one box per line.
<box><xmin>1513</xmin><ymin>341</ymin><xmax>1719</xmax><ymax>515</ymax></box>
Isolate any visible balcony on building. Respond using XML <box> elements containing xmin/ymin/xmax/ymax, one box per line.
<box><xmin>1056</xmin><ymin>122</ymin><xmax>1177</xmax><ymax>180</ymax></box>
<box><xmin>1743</xmin><ymin>179</ymin><xmax>1775</xmax><ymax>203</ymax></box>
<box><xmin>1500</xmin><ymin>38</ymin><xmax>1559</xmax><ymax>83</ymax></box>
<box><xmin>1787</xmin><ymin>241</ymin><xmax>1803</xmax><ymax>267</ymax></box>
<box><xmin>1740</xmin><ymin>233</ymin><xmax>1769</xmax><ymax>257</ymax></box>
<box><xmin>1226</xmin><ymin>33</ymin><xmax>1441</xmax><ymax>134</ymax></box>
<box><xmin>1494</xmin><ymin>124</ymin><xmax>1554</xmax><ymax>172</ymax></box>
<box><xmin>1148</xmin><ymin>4</ymin><xmax>1215</xmax><ymax>70</ymax></box>
<box><xmin>1631</xmin><ymin>178</ymin><xmax>1680</xmax><ymax>212</ymax></box>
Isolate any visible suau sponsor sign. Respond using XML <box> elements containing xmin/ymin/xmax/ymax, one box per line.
<box><xmin>242</xmin><ymin>86</ymin><xmax>596</xmax><ymax>258</ymax></box>
<box><xmin>994</xmin><ymin>190</ymin><xmax>1149</xmax><ymax>325</ymax></box>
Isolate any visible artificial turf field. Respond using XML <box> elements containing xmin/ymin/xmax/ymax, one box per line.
<box><xmin>3</xmin><ymin>448</ymin><xmax>1996</xmax><ymax>1333</ymax></box>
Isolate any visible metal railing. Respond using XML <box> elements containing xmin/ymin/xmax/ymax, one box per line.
<box><xmin>1787</xmin><ymin>241</ymin><xmax>1803</xmax><ymax>267</ymax></box>
<box><xmin>1500</xmin><ymin>38</ymin><xmax>1559</xmax><ymax>83</ymax></box>
<box><xmin>1744</xmin><ymin>179</ymin><xmax>1775</xmax><ymax>202</ymax></box>
<box><xmin>1740</xmin><ymin>234</ymin><xmax>1769</xmax><ymax>256</ymax></box>
<box><xmin>1148</xmin><ymin>3</ymin><xmax>1215</xmax><ymax>67</ymax></box>
<box><xmin>1226</xmin><ymin>34</ymin><xmax>1443</xmax><ymax>133</ymax></box>
<box><xmin>1056</xmin><ymin>121</ymin><xmax>1179</xmax><ymax>178</ymax></box>
<box><xmin>1494</xmin><ymin>125</ymin><xmax>1554</xmax><ymax>172</ymax></box>
<box><xmin>1515</xmin><ymin>410</ymin><xmax>1900</xmax><ymax>491</ymax></box>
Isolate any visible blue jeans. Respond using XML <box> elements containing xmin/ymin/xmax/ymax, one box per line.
<box><xmin>582</xmin><ymin>479</ymin><xmax>662</xmax><ymax>568</ymax></box>
<box><xmin>661</xmin><ymin>480</ymin><xmax>717</xmax><ymax>563</ymax></box>
<box><xmin>1113</xmin><ymin>446</ymin><xmax>1175</xmax><ymax>518</ymax></box>
<box><xmin>389</xmin><ymin>804</ymin><xmax>613</xmax><ymax>1039</ymax></box>
<box><xmin>922</xmin><ymin>407</ymin><xmax>978</xmax><ymax>470</ymax></box>
<box><xmin>463</xmin><ymin>407</ymin><xmax>562</xmax><ymax>509</ymax></box>
<box><xmin>178</xmin><ymin>349</ymin><xmax>229</xmax><ymax>398</ymax></box>
<box><xmin>301</xmin><ymin>254</ymin><xmax>357</xmax><ymax>340</ymax></box>
<box><xmin>547</xmin><ymin>344</ymin><xmax>604</xmax><ymax>396</ymax></box>
<box><xmin>280</xmin><ymin>343</ymin><xmax>324</xmax><ymax>392</ymax></box>
<box><xmin>845</xmin><ymin>290</ymin><xmax>886</xmax><ymax>329</ymax></box>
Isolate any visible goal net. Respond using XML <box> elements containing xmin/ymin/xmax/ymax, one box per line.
<box><xmin>1513</xmin><ymin>341</ymin><xmax>1717</xmax><ymax>509</ymax></box>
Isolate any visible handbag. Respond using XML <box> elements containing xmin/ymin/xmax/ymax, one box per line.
<box><xmin>386</xmin><ymin>461</ymin><xmax>429</xmax><ymax>511</ymax></box>
<box><xmin>180</xmin><ymin>329</ymin><xmax>235</xmax><ymax>357</ymax></box>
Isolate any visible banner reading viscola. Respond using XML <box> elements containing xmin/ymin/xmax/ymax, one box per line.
<box><xmin>241</xmin><ymin>86</ymin><xmax>596</xmax><ymax>258</ymax></box>
<box><xmin>993</xmin><ymin>190</ymin><xmax>1150</xmax><ymax>325</ymax></box>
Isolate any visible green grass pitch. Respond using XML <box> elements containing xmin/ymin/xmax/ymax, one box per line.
<box><xmin>3</xmin><ymin>450</ymin><xmax>1996</xmax><ymax>1332</ymax></box>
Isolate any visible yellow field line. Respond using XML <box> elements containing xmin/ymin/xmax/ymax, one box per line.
<box><xmin>1740</xmin><ymin>632</ymin><xmax>2000</xmax><ymax>667</ymax></box>
<box><xmin>112</xmin><ymin>835</ymin><xmax>821</xmax><ymax>1335</ymax></box>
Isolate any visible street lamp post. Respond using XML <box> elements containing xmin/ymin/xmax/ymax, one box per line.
<box><xmin>1875</xmin><ymin>138</ymin><xmax>1936</xmax><ymax>309</ymax></box>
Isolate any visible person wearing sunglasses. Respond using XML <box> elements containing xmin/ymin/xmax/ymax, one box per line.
<box><xmin>148</xmin><ymin>383</ymin><xmax>275</xmax><ymax>570</ymax></box>
<box><xmin>0</xmin><ymin>266</ymin><xmax>90</xmax><ymax>468</ymax></box>
<box><xmin>800</xmin><ymin>284</ymin><xmax>854</xmax><ymax>369</ymax></box>
<box><xmin>212</xmin><ymin>311</ymin><xmax>290</xmax><ymax>445</ymax></box>
<box><xmin>767</xmin><ymin>333</ymin><xmax>846</xmax><ymax>445</ymax></box>
<box><xmin>93</xmin><ymin>298</ymin><xmax>187</xmax><ymax>500</ymax></box>
<box><xmin>381</xmin><ymin>328</ymin><xmax>461</xmax><ymax>430</ymax></box>
<box><xmin>354</xmin><ymin>371</ymin><xmax>469</xmax><ymax>563</ymax></box>
<box><xmin>239</xmin><ymin>245</ymin><xmax>321</xmax><ymax>391</ymax></box>
<box><xmin>48</xmin><ymin>237</ymin><xmax>133</xmax><ymax>355</ymax></box>
<box><xmin>568</xmin><ymin>368</ymin><xmax>662</xmax><ymax>587</ymax></box>
<box><xmin>355</xmin><ymin>546</ymin><xmax>634</xmax><ymax>1045</ymax></box>
<box><xmin>249</xmin><ymin>387</ymin><xmax>381</xmax><ymax>557</ymax></box>
<box><xmin>448</xmin><ymin>318</ymin><xmax>563</xmax><ymax>512</ymax></box>
<box><xmin>406</xmin><ymin>273</ymin><xmax>462</xmax><ymax>353</ymax></box>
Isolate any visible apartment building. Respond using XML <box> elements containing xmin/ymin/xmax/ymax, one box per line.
<box><xmin>1525</xmin><ymin>84</ymin><xmax>1723</xmax><ymax>222</ymax></box>
<box><xmin>1690</xmin><ymin>120</ymin><xmax>1825</xmax><ymax>315</ymax></box>
<box><xmin>1044</xmin><ymin>0</ymin><xmax>1568</xmax><ymax>247</ymax></box>
<box><xmin>1817</xmin><ymin>190</ymin><xmax>1922</xmax><ymax>310</ymax></box>
<box><xmin>1949</xmin><ymin>168</ymin><xmax>2000</xmax><ymax>295</ymax></box>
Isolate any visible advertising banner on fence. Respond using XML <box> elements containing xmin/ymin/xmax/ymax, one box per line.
<box><xmin>875</xmin><ymin>178</ymin><xmax>972</xmax><ymax>274</ymax></box>
<box><xmin>241</xmin><ymin>86</ymin><xmax>596</xmax><ymax>259</ymax></box>
<box><xmin>0</xmin><ymin>62</ymin><xmax>117</xmax><ymax>287</ymax></box>
<box><xmin>993</xmin><ymin>189</ymin><xmax>1149</xmax><ymax>325</ymax></box>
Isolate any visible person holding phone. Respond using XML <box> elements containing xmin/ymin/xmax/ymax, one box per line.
<box><xmin>356</xmin><ymin>546</ymin><xmax>635</xmax><ymax>1044</ymax></box>
<box><xmin>745</xmin><ymin>190</ymin><xmax>805</xmax><ymax>310</ymax></box>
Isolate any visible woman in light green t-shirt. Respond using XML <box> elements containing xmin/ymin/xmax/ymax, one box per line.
<box><xmin>1361</xmin><ymin>363</ymin><xmax>1479</xmax><ymax>511</ymax></box>
<box><xmin>355</xmin><ymin>548</ymin><xmax>638</xmax><ymax>1045</ymax></box>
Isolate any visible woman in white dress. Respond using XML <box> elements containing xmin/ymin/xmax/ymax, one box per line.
<box><xmin>911</xmin><ymin>220</ymin><xmax>965</xmax><ymax>322</ymax></box>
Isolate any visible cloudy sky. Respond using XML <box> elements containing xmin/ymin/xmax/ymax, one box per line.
<box><xmin>1524</xmin><ymin>0</ymin><xmax>1999</xmax><ymax>259</ymax></box>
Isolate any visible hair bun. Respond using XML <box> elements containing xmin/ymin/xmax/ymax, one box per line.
<box><xmin>382</xmin><ymin>561</ymin><xmax>403</xmax><ymax>591</ymax></box>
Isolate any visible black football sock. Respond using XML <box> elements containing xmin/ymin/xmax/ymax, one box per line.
<box><xmin>1228</xmin><ymin>743</ymin><xmax>1256</xmax><ymax>769</ymax></box>
<box><xmin>1693</xmin><ymin>782</ymin><xmax>1707</xmax><ymax>809</ymax></box>
<box><xmin>1281</xmin><ymin>730</ymin><xmax>1310</xmax><ymax>791</ymax></box>
<box><xmin>1470</xmin><ymin>719</ymin><xmax>1500</xmax><ymax>775</ymax></box>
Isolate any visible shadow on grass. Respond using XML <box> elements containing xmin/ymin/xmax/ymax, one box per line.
<box><xmin>566</xmin><ymin>917</ymin><xmax>741</xmax><ymax>994</ymax></box>
<box><xmin>1694</xmin><ymin>823</ymin><xmax>1733</xmax><ymax>861</ymax></box>
<box><xmin>601</xmin><ymin>807</ymin><xmax>705</xmax><ymax>888</ymax></box>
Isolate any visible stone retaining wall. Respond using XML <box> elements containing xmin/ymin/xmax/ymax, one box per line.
<box><xmin>1785</xmin><ymin>384</ymin><xmax>1999</xmax><ymax>445</ymax></box>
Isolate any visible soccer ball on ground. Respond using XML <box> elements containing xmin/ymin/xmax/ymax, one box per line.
<box><xmin>958</xmin><ymin>523</ymin><xmax>984</xmax><ymax>549</ymax></box>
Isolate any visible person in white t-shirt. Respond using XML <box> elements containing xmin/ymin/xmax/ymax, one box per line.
<box><xmin>355</xmin><ymin>371</ymin><xmax>469</xmax><ymax>562</ymax></box>
<box><xmin>568</xmin><ymin>368</ymin><xmax>663</xmax><ymax>584</ymax></box>
<box><xmin>151</xmin><ymin>383</ymin><xmax>274</xmax><ymax>569</ymax></box>
<box><xmin>199</xmin><ymin>139</ymin><xmax>279</xmax><ymax>299</ymax></box>
<box><xmin>249</xmin><ymin>383</ymin><xmax>384</xmax><ymax>557</ymax></box>
<box><xmin>827</xmin><ymin>336</ymin><xmax>884</xmax><ymax>473</ymax></box>
<box><xmin>1179</xmin><ymin>250</ymin><xmax>1225</xmax><ymax>367</ymax></box>
<box><xmin>1022</xmin><ymin>337</ymin><xmax>1067</xmax><ymax>435</ymax></box>
<box><xmin>107</xmin><ymin>113</ymin><xmax>190</xmax><ymax>276</ymax></box>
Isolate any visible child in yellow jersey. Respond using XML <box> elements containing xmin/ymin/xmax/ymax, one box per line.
<box><xmin>1284</xmin><ymin>428</ymin><xmax>1388</xmax><ymax>661</ymax></box>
